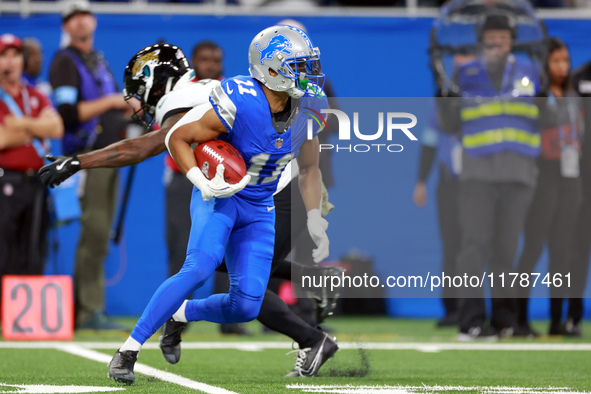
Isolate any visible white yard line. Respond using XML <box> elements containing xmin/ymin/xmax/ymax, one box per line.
<box><xmin>1</xmin><ymin>341</ymin><xmax>590</xmax><ymax>352</ymax></box>
<box><xmin>55</xmin><ymin>344</ymin><xmax>238</xmax><ymax>394</ymax></box>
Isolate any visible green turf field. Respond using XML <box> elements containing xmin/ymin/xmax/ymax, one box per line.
<box><xmin>1</xmin><ymin>317</ymin><xmax>590</xmax><ymax>393</ymax></box>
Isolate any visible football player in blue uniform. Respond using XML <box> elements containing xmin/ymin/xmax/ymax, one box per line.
<box><xmin>106</xmin><ymin>26</ymin><xmax>334</xmax><ymax>384</ymax></box>
<box><xmin>40</xmin><ymin>41</ymin><xmax>339</xmax><ymax>381</ymax></box>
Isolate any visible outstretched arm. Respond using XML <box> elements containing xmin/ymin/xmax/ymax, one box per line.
<box><xmin>79</xmin><ymin>112</ymin><xmax>185</xmax><ymax>169</ymax></box>
<box><xmin>39</xmin><ymin>112</ymin><xmax>185</xmax><ymax>187</ymax></box>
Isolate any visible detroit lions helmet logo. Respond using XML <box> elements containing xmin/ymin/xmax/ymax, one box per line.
<box><xmin>255</xmin><ymin>34</ymin><xmax>293</xmax><ymax>65</ymax></box>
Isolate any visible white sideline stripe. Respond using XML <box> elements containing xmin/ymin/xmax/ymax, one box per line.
<box><xmin>2</xmin><ymin>341</ymin><xmax>591</xmax><ymax>352</ymax></box>
<box><xmin>55</xmin><ymin>344</ymin><xmax>238</xmax><ymax>394</ymax></box>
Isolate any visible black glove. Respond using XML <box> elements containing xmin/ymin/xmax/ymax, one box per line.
<box><xmin>39</xmin><ymin>154</ymin><xmax>81</xmax><ymax>188</ymax></box>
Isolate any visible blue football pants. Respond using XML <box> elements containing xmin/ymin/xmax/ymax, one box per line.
<box><xmin>130</xmin><ymin>188</ymin><xmax>275</xmax><ymax>344</ymax></box>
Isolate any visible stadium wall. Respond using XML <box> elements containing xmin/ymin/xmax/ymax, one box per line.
<box><xmin>2</xmin><ymin>13</ymin><xmax>590</xmax><ymax>319</ymax></box>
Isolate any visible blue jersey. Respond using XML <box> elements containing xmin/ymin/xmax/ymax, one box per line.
<box><xmin>209</xmin><ymin>75</ymin><xmax>327</xmax><ymax>201</ymax></box>
<box><xmin>131</xmin><ymin>77</ymin><xmax>327</xmax><ymax>343</ymax></box>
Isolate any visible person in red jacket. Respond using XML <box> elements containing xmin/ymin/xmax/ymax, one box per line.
<box><xmin>0</xmin><ymin>33</ymin><xmax>64</xmax><ymax>296</ymax></box>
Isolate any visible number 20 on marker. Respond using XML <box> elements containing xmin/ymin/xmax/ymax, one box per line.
<box><xmin>1</xmin><ymin>276</ymin><xmax>74</xmax><ymax>341</ymax></box>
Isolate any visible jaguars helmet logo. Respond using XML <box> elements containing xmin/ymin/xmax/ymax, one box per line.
<box><xmin>131</xmin><ymin>49</ymin><xmax>160</xmax><ymax>78</ymax></box>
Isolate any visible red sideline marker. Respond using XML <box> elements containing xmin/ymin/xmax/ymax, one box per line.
<box><xmin>1</xmin><ymin>275</ymin><xmax>74</xmax><ymax>341</ymax></box>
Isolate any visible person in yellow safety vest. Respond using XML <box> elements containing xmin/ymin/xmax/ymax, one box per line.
<box><xmin>457</xmin><ymin>14</ymin><xmax>541</xmax><ymax>158</ymax></box>
<box><xmin>440</xmin><ymin>12</ymin><xmax>544</xmax><ymax>340</ymax></box>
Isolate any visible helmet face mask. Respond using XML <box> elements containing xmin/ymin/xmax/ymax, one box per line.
<box><xmin>123</xmin><ymin>43</ymin><xmax>190</xmax><ymax>128</ymax></box>
<box><xmin>123</xmin><ymin>73</ymin><xmax>156</xmax><ymax>128</ymax></box>
<box><xmin>249</xmin><ymin>25</ymin><xmax>325</xmax><ymax>98</ymax></box>
<box><xmin>280</xmin><ymin>52</ymin><xmax>324</xmax><ymax>95</ymax></box>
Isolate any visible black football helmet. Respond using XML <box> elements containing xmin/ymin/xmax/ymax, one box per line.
<box><xmin>123</xmin><ymin>43</ymin><xmax>190</xmax><ymax>128</ymax></box>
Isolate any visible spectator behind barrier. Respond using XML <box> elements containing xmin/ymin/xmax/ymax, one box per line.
<box><xmin>515</xmin><ymin>37</ymin><xmax>583</xmax><ymax>337</ymax></box>
<box><xmin>21</xmin><ymin>37</ymin><xmax>52</xmax><ymax>98</ymax></box>
<box><xmin>0</xmin><ymin>33</ymin><xmax>64</xmax><ymax>298</ymax></box>
<box><xmin>439</xmin><ymin>12</ymin><xmax>543</xmax><ymax>340</ymax></box>
<box><xmin>49</xmin><ymin>0</ymin><xmax>132</xmax><ymax>331</ymax></box>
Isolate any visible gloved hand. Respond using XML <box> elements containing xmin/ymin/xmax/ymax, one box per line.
<box><xmin>186</xmin><ymin>164</ymin><xmax>250</xmax><ymax>202</ymax></box>
<box><xmin>38</xmin><ymin>155</ymin><xmax>81</xmax><ymax>188</ymax></box>
<box><xmin>307</xmin><ymin>208</ymin><xmax>329</xmax><ymax>264</ymax></box>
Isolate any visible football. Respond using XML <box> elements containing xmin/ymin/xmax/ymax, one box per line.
<box><xmin>194</xmin><ymin>140</ymin><xmax>248</xmax><ymax>185</ymax></box>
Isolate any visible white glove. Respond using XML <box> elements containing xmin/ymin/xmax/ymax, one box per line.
<box><xmin>307</xmin><ymin>208</ymin><xmax>329</xmax><ymax>264</ymax></box>
<box><xmin>186</xmin><ymin>164</ymin><xmax>250</xmax><ymax>201</ymax></box>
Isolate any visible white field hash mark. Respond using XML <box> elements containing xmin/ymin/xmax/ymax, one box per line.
<box><xmin>286</xmin><ymin>384</ymin><xmax>591</xmax><ymax>394</ymax></box>
<box><xmin>55</xmin><ymin>344</ymin><xmax>238</xmax><ymax>394</ymax></box>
